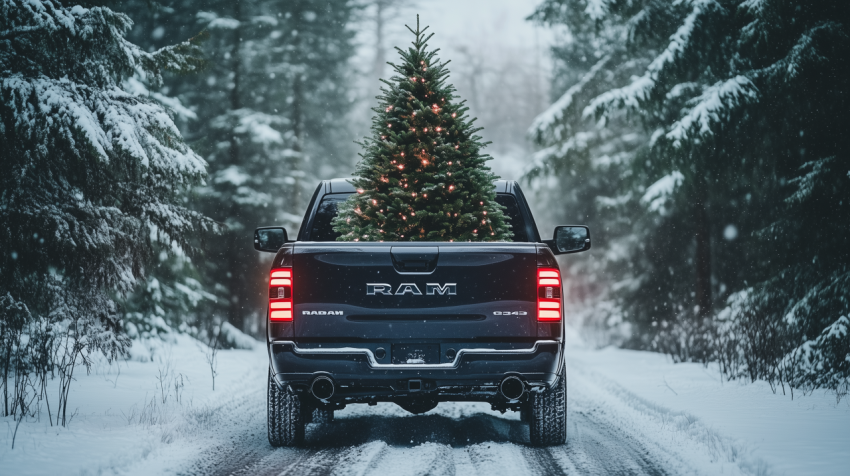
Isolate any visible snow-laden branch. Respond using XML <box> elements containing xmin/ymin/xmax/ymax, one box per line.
<box><xmin>528</xmin><ymin>55</ymin><xmax>611</xmax><ymax>143</ymax></box>
<box><xmin>664</xmin><ymin>75</ymin><xmax>758</xmax><ymax>147</ymax></box>
<box><xmin>583</xmin><ymin>0</ymin><xmax>722</xmax><ymax>118</ymax></box>
<box><xmin>641</xmin><ymin>171</ymin><xmax>684</xmax><ymax>214</ymax></box>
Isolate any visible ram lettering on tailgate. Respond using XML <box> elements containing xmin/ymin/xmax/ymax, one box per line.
<box><xmin>366</xmin><ymin>283</ymin><xmax>457</xmax><ymax>296</ymax></box>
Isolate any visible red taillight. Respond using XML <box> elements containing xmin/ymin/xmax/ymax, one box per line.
<box><xmin>269</xmin><ymin>268</ymin><xmax>292</xmax><ymax>321</ymax></box>
<box><xmin>537</xmin><ymin>268</ymin><xmax>561</xmax><ymax>321</ymax></box>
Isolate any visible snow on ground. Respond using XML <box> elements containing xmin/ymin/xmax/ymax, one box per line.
<box><xmin>0</xmin><ymin>333</ymin><xmax>267</xmax><ymax>476</ymax></box>
<box><xmin>2</xmin><ymin>327</ymin><xmax>848</xmax><ymax>475</ymax></box>
<box><xmin>563</xmin><ymin>327</ymin><xmax>850</xmax><ymax>475</ymax></box>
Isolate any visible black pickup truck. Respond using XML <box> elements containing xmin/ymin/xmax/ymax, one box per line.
<box><xmin>254</xmin><ymin>178</ymin><xmax>590</xmax><ymax>447</ymax></box>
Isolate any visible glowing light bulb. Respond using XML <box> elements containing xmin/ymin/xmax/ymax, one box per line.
<box><xmin>451</xmin><ymin>113</ymin><xmax>456</xmax><ymax>118</ymax></box>
<box><xmin>448</xmin><ymin>161</ymin><xmax>452</xmax><ymax>165</ymax></box>
<box><xmin>372</xmin><ymin>200</ymin><xmax>377</xmax><ymax>205</ymax></box>
<box><xmin>357</xmin><ymin>189</ymin><xmax>364</xmax><ymax>194</ymax></box>
<box><xmin>474</xmin><ymin>229</ymin><xmax>478</xmax><ymax>233</ymax></box>
<box><xmin>483</xmin><ymin>211</ymin><xmax>487</xmax><ymax>215</ymax></box>
<box><xmin>449</xmin><ymin>185</ymin><xmax>454</xmax><ymax>191</ymax></box>
<box><xmin>387</xmin><ymin>124</ymin><xmax>392</xmax><ymax>128</ymax></box>
<box><xmin>398</xmin><ymin>164</ymin><xmax>404</xmax><ymax>170</ymax></box>
<box><xmin>401</xmin><ymin>152</ymin><xmax>405</xmax><ymax>156</ymax></box>
<box><xmin>435</xmin><ymin>127</ymin><xmax>441</xmax><ymax>132</ymax></box>
<box><xmin>423</xmin><ymin>128</ymin><xmax>428</xmax><ymax>132</ymax></box>
<box><xmin>455</xmin><ymin>145</ymin><xmax>459</xmax><ymax>149</ymax></box>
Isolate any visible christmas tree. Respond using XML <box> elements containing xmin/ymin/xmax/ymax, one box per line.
<box><xmin>332</xmin><ymin>16</ymin><xmax>512</xmax><ymax>242</ymax></box>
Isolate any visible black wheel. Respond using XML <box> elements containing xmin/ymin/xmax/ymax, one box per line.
<box><xmin>312</xmin><ymin>407</ymin><xmax>334</xmax><ymax>424</ymax></box>
<box><xmin>267</xmin><ymin>370</ymin><xmax>304</xmax><ymax>447</ymax></box>
<box><xmin>528</xmin><ymin>370</ymin><xmax>566</xmax><ymax>446</ymax></box>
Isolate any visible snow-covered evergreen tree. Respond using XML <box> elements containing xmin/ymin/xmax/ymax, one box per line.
<box><xmin>333</xmin><ymin>17</ymin><xmax>512</xmax><ymax>242</ymax></box>
<box><xmin>531</xmin><ymin>0</ymin><xmax>850</xmax><ymax>389</ymax></box>
<box><xmin>194</xmin><ymin>0</ymin><xmax>358</xmax><ymax>333</ymax></box>
<box><xmin>0</xmin><ymin>0</ymin><xmax>215</xmax><ymax>421</ymax></box>
<box><xmin>118</xmin><ymin>0</ymin><xmax>359</xmax><ymax>334</ymax></box>
<box><xmin>526</xmin><ymin>1</ymin><xmax>658</xmax><ymax>344</ymax></box>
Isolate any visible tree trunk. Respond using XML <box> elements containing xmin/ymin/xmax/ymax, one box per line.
<box><xmin>694</xmin><ymin>185</ymin><xmax>712</xmax><ymax>318</ymax></box>
<box><xmin>226</xmin><ymin>0</ymin><xmax>245</xmax><ymax>330</ymax></box>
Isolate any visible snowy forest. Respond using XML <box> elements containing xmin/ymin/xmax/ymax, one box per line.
<box><xmin>2</xmin><ymin>0</ymin><xmax>848</xmax><ymax>431</ymax></box>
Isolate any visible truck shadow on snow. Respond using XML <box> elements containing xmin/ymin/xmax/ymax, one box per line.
<box><xmin>302</xmin><ymin>413</ymin><xmax>529</xmax><ymax>448</ymax></box>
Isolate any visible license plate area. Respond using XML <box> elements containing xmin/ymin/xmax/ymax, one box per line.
<box><xmin>392</xmin><ymin>344</ymin><xmax>439</xmax><ymax>364</ymax></box>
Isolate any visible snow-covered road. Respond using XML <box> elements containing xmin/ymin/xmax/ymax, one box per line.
<box><xmin>3</xmin><ymin>329</ymin><xmax>848</xmax><ymax>475</ymax></box>
<box><xmin>151</xmin><ymin>337</ymin><xmax>724</xmax><ymax>476</ymax></box>
<box><xmin>175</xmin><ymin>381</ymin><xmax>671</xmax><ymax>476</ymax></box>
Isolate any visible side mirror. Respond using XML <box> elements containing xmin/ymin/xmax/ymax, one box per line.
<box><xmin>548</xmin><ymin>226</ymin><xmax>591</xmax><ymax>255</ymax></box>
<box><xmin>254</xmin><ymin>227</ymin><xmax>288</xmax><ymax>253</ymax></box>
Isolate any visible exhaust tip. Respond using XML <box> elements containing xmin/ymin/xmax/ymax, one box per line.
<box><xmin>311</xmin><ymin>376</ymin><xmax>335</xmax><ymax>400</ymax></box>
<box><xmin>500</xmin><ymin>376</ymin><xmax>525</xmax><ymax>401</ymax></box>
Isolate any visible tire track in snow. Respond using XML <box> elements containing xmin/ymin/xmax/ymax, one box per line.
<box><xmin>552</xmin><ymin>410</ymin><xmax>668</xmax><ymax>476</ymax></box>
<box><xmin>181</xmin><ymin>404</ymin><xmax>674</xmax><ymax>475</ymax></box>
<box><xmin>521</xmin><ymin>447</ymin><xmax>568</xmax><ymax>476</ymax></box>
<box><xmin>173</xmin><ymin>367</ymin><xmax>684</xmax><ymax>476</ymax></box>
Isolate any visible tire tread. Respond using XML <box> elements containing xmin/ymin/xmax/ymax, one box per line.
<box><xmin>528</xmin><ymin>370</ymin><xmax>566</xmax><ymax>446</ymax></box>
<box><xmin>267</xmin><ymin>370</ymin><xmax>304</xmax><ymax>447</ymax></box>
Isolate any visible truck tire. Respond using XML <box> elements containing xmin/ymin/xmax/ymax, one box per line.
<box><xmin>267</xmin><ymin>370</ymin><xmax>304</xmax><ymax>447</ymax></box>
<box><xmin>312</xmin><ymin>407</ymin><xmax>334</xmax><ymax>424</ymax></box>
<box><xmin>528</xmin><ymin>370</ymin><xmax>566</xmax><ymax>446</ymax></box>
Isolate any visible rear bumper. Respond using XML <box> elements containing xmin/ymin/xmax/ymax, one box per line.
<box><xmin>268</xmin><ymin>340</ymin><xmax>563</xmax><ymax>403</ymax></box>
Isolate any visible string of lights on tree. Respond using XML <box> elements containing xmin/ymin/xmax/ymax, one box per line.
<box><xmin>332</xmin><ymin>15</ymin><xmax>512</xmax><ymax>242</ymax></box>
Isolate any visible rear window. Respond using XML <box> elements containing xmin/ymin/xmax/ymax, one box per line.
<box><xmin>494</xmin><ymin>194</ymin><xmax>528</xmax><ymax>242</ymax></box>
<box><xmin>308</xmin><ymin>194</ymin><xmax>350</xmax><ymax>242</ymax></box>
<box><xmin>307</xmin><ymin>193</ymin><xmax>528</xmax><ymax>242</ymax></box>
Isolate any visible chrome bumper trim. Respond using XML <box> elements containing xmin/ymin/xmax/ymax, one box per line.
<box><xmin>270</xmin><ymin>340</ymin><xmax>560</xmax><ymax>370</ymax></box>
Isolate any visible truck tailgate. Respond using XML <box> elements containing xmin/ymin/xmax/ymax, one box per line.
<box><xmin>291</xmin><ymin>243</ymin><xmax>538</xmax><ymax>341</ymax></box>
